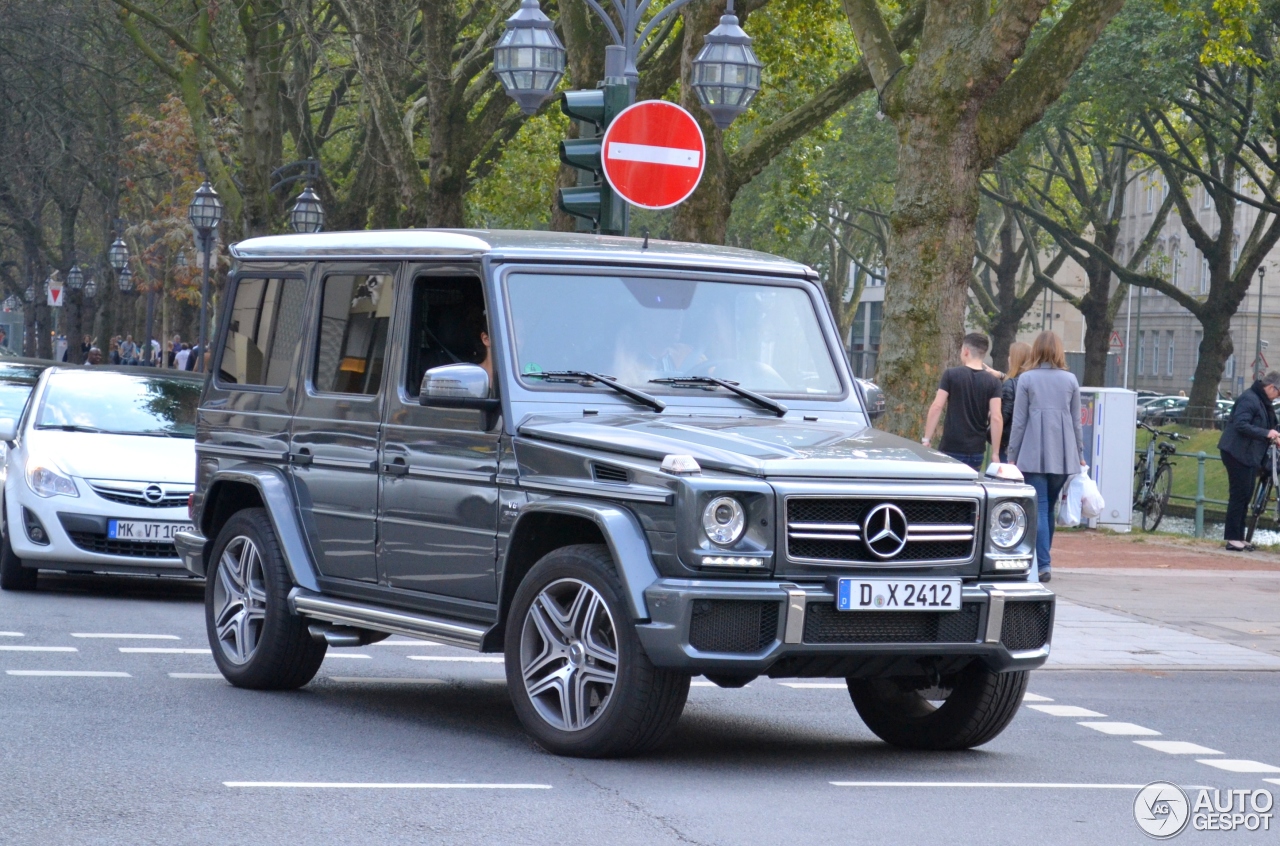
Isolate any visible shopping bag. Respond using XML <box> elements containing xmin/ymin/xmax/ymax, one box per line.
<box><xmin>1079</xmin><ymin>469</ymin><xmax>1105</xmax><ymax>519</ymax></box>
<box><xmin>1057</xmin><ymin>474</ymin><xmax>1084</xmax><ymax>527</ymax></box>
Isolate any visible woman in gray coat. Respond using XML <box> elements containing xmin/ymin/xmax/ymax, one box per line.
<box><xmin>1008</xmin><ymin>331</ymin><xmax>1086</xmax><ymax>582</ymax></box>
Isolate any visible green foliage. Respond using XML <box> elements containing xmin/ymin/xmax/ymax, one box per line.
<box><xmin>467</xmin><ymin>109</ymin><xmax>569</xmax><ymax>230</ymax></box>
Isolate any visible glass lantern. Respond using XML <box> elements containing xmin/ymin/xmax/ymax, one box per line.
<box><xmin>108</xmin><ymin>237</ymin><xmax>130</xmax><ymax>273</ymax></box>
<box><xmin>289</xmin><ymin>185</ymin><xmax>325</xmax><ymax>233</ymax></box>
<box><xmin>494</xmin><ymin>0</ymin><xmax>566</xmax><ymax>115</ymax></box>
<box><xmin>84</xmin><ymin>277</ymin><xmax>97</xmax><ymax>299</ymax></box>
<box><xmin>188</xmin><ymin>180</ymin><xmax>224</xmax><ymax>232</ymax></box>
<box><xmin>117</xmin><ymin>267</ymin><xmax>134</xmax><ymax>293</ymax></box>
<box><xmin>66</xmin><ymin>264</ymin><xmax>84</xmax><ymax>291</ymax></box>
<box><xmin>691</xmin><ymin>8</ymin><xmax>763</xmax><ymax>129</ymax></box>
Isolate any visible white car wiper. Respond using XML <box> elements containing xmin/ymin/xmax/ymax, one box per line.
<box><xmin>650</xmin><ymin>376</ymin><xmax>788</xmax><ymax>417</ymax></box>
<box><xmin>526</xmin><ymin>370</ymin><xmax>665</xmax><ymax>412</ymax></box>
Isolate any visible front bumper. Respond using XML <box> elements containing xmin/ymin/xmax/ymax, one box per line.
<box><xmin>636</xmin><ymin>578</ymin><xmax>1054</xmax><ymax>679</ymax></box>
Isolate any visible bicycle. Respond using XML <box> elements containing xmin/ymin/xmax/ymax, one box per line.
<box><xmin>1245</xmin><ymin>444</ymin><xmax>1280</xmax><ymax>543</ymax></box>
<box><xmin>1133</xmin><ymin>422</ymin><xmax>1187</xmax><ymax>532</ymax></box>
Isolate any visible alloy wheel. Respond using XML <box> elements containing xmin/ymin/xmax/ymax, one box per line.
<box><xmin>520</xmin><ymin>578</ymin><xmax>619</xmax><ymax>732</ymax></box>
<box><xmin>213</xmin><ymin>535</ymin><xmax>267</xmax><ymax>664</ymax></box>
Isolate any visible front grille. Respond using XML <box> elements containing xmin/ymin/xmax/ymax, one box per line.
<box><xmin>1001</xmin><ymin>601</ymin><xmax>1052</xmax><ymax>651</ymax></box>
<box><xmin>87</xmin><ymin>481</ymin><xmax>190</xmax><ymax>509</ymax></box>
<box><xmin>786</xmin><ymin>498</ymin><xmax>977</xmax><ymax>563</ymax></box>
<box><xmin>688</xmin><ymin>600</ymin><xmax>779</xmax><ymax>653</ymax></box>
<box><xmin>802</xmin><ymin>602</ymin><xmax>982</xmax><ymax>644</ymax></box>
<box><xmin>67</xmin><ymin>532</ymin><xmax>177</xmax><ymax>559</ymax></box>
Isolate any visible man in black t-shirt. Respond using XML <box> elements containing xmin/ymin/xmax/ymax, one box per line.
<box><xmin>921</xmin><ymin>333</ymin><xmax>1003</xmax><ymax>471</ymax></box>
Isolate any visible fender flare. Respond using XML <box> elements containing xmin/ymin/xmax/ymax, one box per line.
<box><xmin>199</xmin><ymin>466</ymin><xmax>321</xmax><ymax>593</ymax></box>
<box><xmin>506</xmin><ymin>498</ymin><xmax>659</xmax><ymax>621</ymax></box>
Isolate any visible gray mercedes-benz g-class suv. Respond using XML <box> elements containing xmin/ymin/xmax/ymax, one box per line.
<box><xmin>177</xmin><ymin>229</ymin><xmax>1052</xmax><ymax>758</ymax></box>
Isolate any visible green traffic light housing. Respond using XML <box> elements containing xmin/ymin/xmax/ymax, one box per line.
<box><xmin>555</xmin><ymin>85</ymin><xmax>629</xmax><ymax>235</ymax></box>
<box><xmin>561</xmin><ymin>90</ymin><xmax>607</xmax><ymax>127</ymax></box>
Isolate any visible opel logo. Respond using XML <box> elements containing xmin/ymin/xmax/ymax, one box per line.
<box><xmin>862</xmin><ymin>503</ymin><xmax>909</xmax><ymax>559</ymax></box>
<box><xmin>143</xmin><ymin>485</ymin><xmax>165</xmax><ymax>504</ymax></box>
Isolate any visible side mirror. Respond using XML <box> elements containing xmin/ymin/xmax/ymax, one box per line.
<box><xmin>419</xmin><ymin>364</ymin><xmax>500</xmax><ymax>428</ymax></box>
<box><xmin>0</xmin><ymin>418</ymin><xmax>17</xmax><ymax>443</ymax></box>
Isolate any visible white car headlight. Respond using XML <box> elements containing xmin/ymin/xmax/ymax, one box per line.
<box><xmin>702</xmin><ymin>496</ymin><xmax>746</xmax><ymax>546</ymax></box>
<box><xmin>26</xmin><ymin>458</ymin><xmax>78</xmax><ymax>498</ymax></box>
<box><xmin>989</xmin><ymin>501</ymin><xmax>1027</xmax><ymax>548</ymax></box>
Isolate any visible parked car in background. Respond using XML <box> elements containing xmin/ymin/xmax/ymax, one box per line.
<box><xmin>0</xmin><ymin>367</ymin><xmax>202</xmax><ymax>591</ymax></box>
<box><xmin>1139</xmin><ymin>396</ymin><xmax>1188</xmax><ymax>424</ymax></box>
<box><xmin>0</xmin><ymin>359</ymin><xmax>54</xmax><ymax>471</ymax></box>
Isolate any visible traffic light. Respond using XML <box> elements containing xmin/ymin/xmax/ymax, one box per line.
<box><xmin>557</xmin><ymin>84</ymin><xmax>629</xmax><ymax>235</ymax></box>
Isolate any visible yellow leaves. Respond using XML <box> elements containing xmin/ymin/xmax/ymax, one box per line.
<box><xmin>1162</xmin><ymin>0</ymin><xmax>1263</xmax><ymax>67</ymax></box>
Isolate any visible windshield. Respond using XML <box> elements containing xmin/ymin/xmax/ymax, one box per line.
<box><xmin>506</xmin><ymin>273</ymin><xmax>842</xmax><ymax>396</ymax></box>
<box><xmin>36</xmin><ymin>371</ymin><xmax>201</xmax><ymax>437</ymax></box>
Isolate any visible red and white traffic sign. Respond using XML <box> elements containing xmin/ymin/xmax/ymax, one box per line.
<box><xmin>47</xmin><ymin>281</ymin><xmax>63</xmax><ymax>308</ymax></box>
<box><xmin>601</xmin><ymin>100</ymin><xmax>706</xmax><ymax>210</ymax></box>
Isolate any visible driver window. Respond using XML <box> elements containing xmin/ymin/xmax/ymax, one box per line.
<box><xmin>405</xmin><ymin>275</ymin><xmax>491</xmax><ymax>398</ymax></box>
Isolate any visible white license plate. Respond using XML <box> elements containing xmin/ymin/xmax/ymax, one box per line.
<box><xmin>836</xmin><ymin>578</ymin><xmax>962</xmax><ymax>612</ymax></box>
<box><xmin>107</xmin><ymin>520</ymin><xmax>194</xmax><ymax>542</ymax></box>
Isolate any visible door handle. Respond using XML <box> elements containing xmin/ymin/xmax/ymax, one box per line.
<box><xmin>383</xmin><ymin>456</ymin><xmax>409</xmax><ymax>476</ymax></box>
<box><xmin>289</xmin><ymin>447</ymin><xmax>313</xmax><ymax>466</ymax></box>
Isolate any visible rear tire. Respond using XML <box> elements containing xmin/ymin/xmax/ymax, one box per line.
<box><xmin>505</xmin><ymin>544</ymin><xmax>689</xmax><ymax>758</ymax></box>
<box><xmin>205</xmin><ymin>508</ymin><xmax>326</xmax><ymax>689</ymax></box>
<box><xmin>1142</xmin><ymin>464</ymin><xmax>1172</xmax><ymax>532</ymax></box>
<box><xmin>848</xmin><ymin>663</ymin><xmax>1029</xmax><ymax>750</ymax></box>
<box><xmin>1245</xmin><ymin>478</ymin><xmax>1271</xmax><ymax>544</ymax></box>
<box><xmin>0</xmin><ymin>530</ymin><xmax>36</xmax><ymax>591</ymax></box>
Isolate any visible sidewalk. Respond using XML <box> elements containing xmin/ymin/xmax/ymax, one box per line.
<box><xmin>1042</xmin><ymin>531</ymin><xmax>1280</xmax><ymax>670</ymax></box>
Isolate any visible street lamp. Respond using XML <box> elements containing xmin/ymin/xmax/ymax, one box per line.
<box><xmin>117</xmin><ymin>266</ymin><xmax>134</xmax><ymax>293</ymax></box>
<box><xmin>23</xmin><ymin>284</ymin><xmax>34</xmax><ymax>303</ymax></box>
<box><xmin>66</xmin><ymin>264</ymin><xmax>83</xmax><ymax>291</ymax></box>
<box><xmin>1255</xmin><ymin>265</ymin><xmax>1267</xmax><ymax>380</ymax></box>
<box><xmin>493</xmin><ymin>0</ymin><xmax>566</xmax><ymax>115</ymax></box>
<box><xmin>690</xmin><ymin>1</ymin><xmax>763</xmax><ymax>129</ymax></box>
<box><xmin>289</xmin><ymin>185</ymin><xmax>325</xmax><ymax>233</ymax></box>
<box><xmin>188</xmin><ymin>178</ymin><xmax>223</xmax><ymax>374</ymax></box>
<box><xmin>108</xmin><ymin>236</ymin><xmax>129</xmax><ymax>273</ymax></box>
<box><xmin>83</xmin><ymin>277</ymin><xmax>97</xmax><ymax>300</ymax></box>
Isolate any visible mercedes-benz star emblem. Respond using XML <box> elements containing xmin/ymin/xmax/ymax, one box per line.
<box><xmin>862</xmin><ymin>503</ymin><xmax>909</xmax><ymax>559</ymax></box>
<box><xmin>143</xmin><ymin>484</ymin><xmax>165</xmax><ymax>504</ymax></box>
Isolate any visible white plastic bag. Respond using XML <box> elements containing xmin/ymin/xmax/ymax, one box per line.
<box><xmin>1057</xmin><ymin>475</ymin><xmax>1083</xmax><ymax>527</ymax></box>
<box><xmin>1079</xmin><ymin>469</ymin><xmax>1105</xmax><ymax>519</ymax></box>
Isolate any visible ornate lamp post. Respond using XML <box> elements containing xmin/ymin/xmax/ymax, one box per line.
<box><xmin>493</xmin><ymin>0</ymin><xmax>567</xmax><ymax>115</ymax></box>
<box><xmin>83</xmin><ymin>276</ymin><xmax>97</xmax><ymax>300</ymax></box>
<box><xmin>289</xmin><ymin>185</ymin><xmax>325</xmax><ymax>234</ymax></box>
<box><xmin>690</xmin><ymin>1</ymin><xmax>762</xmax><ymax>129</ymax></box>
<box><xmin>188</xmin><ymin>179</ymin><xmax>223</xmax><ymax>373</ymax></box>
<box><xmin>66</xmin><ymin>264</ymin><xmax>83</xmax><ymax>292</ymax></box>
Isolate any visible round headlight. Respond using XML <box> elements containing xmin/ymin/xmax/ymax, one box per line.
<box><xmin>702</xmin><ymin>496</ymin><xmax>746</xmax><ymax>545</ymax></box>
<box><xmin>990</xmin><ymin>501</ymin><xmax>1027</xmax><ymax>548</ymax></box>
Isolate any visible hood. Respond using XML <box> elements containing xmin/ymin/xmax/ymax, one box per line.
<box><xmin>26</xmin><ymin>430</ymin><xmax>196</xmax><ymax>484</ymax></box>
<box><xmin>517</xmin><ymin>414</ymin><xmax>979</xmax><ymax>480</ymax></box>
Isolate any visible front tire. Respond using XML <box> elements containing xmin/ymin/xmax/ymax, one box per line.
<box><xmin>1142</xmin><ymin>464</ymin><xmax>1172</xmax><ymax>532</ymax></box>
<box><xmin>205</xmin><ymin>508</ymin><xmax>326</xmax><ymax>689</ymax></box>
<box><xmin>0</xmin><ymin>529</ymin><xmax>36</xmax><ymax>591</ymax></box>
<box><xmin>848</xmin><ymin>663</ymin><xmax>1029</xmax><ymax>750</ymax></box>
<box><xmin>505</xmin><ymin>544</ymin><xmax>689</xmax><ymax>758</ymax></box>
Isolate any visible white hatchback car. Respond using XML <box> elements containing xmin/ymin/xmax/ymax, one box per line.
<box><xmin>0</xmin><ymin>367</ymin><xmax>202</xmax><ymax>590</ymax></box>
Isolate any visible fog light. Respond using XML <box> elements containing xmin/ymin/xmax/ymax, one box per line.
<box><xmin>23</xmin><ymin>507</ymin><xmax>49</xmax><ymax>546</ymax></box>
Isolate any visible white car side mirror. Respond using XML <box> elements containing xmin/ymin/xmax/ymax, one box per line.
<box><xmin>0</xmin><ymin>418</ymin><xmax>17</xmax><ymax>443</ymax></box>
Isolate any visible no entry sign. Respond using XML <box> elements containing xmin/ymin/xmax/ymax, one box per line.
<box><xmin>601</xmin><ymin>100</ymin><xmax>706</xmax><ymax>210</ymax></box>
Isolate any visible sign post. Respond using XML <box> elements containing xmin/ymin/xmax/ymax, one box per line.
<box><xmin>601</xmin><ymin>100</ymin><xmax>706</xmax><ymax>210</ymax></box>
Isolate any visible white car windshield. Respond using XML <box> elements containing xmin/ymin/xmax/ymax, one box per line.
<box><xmin>35</xmin><ymin>371</ymin><xmax>200</xmax><ymax>437</ymax></box>
<box><xmin>506</xmin><ymin>273</ymin><xmax>842</xmax><ymax>396</ymax></box>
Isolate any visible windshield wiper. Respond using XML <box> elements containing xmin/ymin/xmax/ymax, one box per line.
<box><xmin>526</xmin><ymin>370</ymin><xmax>665</xmax><ymax>412</ymax></box>
<box><xmin>37</xmin><ymin>424</ymin><xmax>107</xmax><ymax>433</ymax></box>
<box><xmin>650</xmin><ymin>376</ymin><xmax>788</xmax><ymax>417</ymax></box>
<box><xmin>138</xmin><ymin>429</ymin><xmax>194</xmax><ymax>438</ymax></box>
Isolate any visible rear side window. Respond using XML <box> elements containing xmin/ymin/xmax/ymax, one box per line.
<box><xmin>219</xmin><ymin>277</ymin><xmax>307</xmax><ymax>387</ymax></box>
<box><xmin>314</xmin><ymin>273</ymin><xmax>395</xmax><ymax>395</ymax></box>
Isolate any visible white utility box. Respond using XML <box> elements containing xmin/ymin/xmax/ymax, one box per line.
<box><xmin>1079</xmin><ymin>388</ymin><xmax>1137</xmax><ymax>532</ymax></box>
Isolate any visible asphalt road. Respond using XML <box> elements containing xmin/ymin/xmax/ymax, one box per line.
<box><xmin>2</xmin><ymin>573</ymin><xmax>1278</xmax><ymax>845</ymax></box>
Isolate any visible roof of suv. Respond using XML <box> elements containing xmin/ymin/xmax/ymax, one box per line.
<box><xmin>229</xmin><ymin>229</ymin><xmax>814</xmax><ymax>276</ymax></box>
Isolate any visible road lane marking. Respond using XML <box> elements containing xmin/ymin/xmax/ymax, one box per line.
<box><xmin>329</xmin><ymin>677</ymin><xmax>445</xmax><ymax>685</ymax></box>
<box><xmin>778</xmin><ymin>682</ymin><xmax>846</xmax><ymax>689</ymax></box>
<box><xmin>323</xmin><ymin>654</ymin><xmax>372</xmax><ymax>659</ymax></box>
<box><xmin>1265</xmin><ymin>780</ymin><xmax>1280</xmax><ymax>787</ymax></box>
<box><xmin>1135</xmin><ymin>741</ymin><xmax>1223</xmax><ymax>755</ymax></box>
<box><xmin>169</xmin><ymin>673</ymin><xmax>225</xmax><ymax>679</ymax></box>
<box><xmin>407</xmin><ymin>656</ymin><xmax>504</xmax><ymax>663</ymax></box>
<box><xmin>0</xmin><ymin>646</ymin><xmax>77</xmax><ymax>652</ymax></box>
<box><xmin>6</xmin><ymin>670</ymin><xmax>131</xmax><ymax>677</ymax></box>
<box><xmin>1077</xmin><ymin>722</ymin><xmax>1161</xmax><ymax>736</ymax></box>
<box><xmin>1022</xmin><ymin>693</ymin><xmax>1053</xmax><ymax>702</ymax></box>
<box><xmin>831</xmin><ymin>782</ymin><xmax>1146</xmax><ymax>789</ymax></box>
<box><xmin>1196</xmin><ymin>759</ymin><xmax>1280</xmax><ymax>773</ymax></box>
<box><xmin>118</xmin><ymin>648</ymin><xmax>212</xmax><ymax>654</ymax></box>
<box><xmin>223</xmin><ymin>782</ymin><xmax>552</xmax><ymax>789</ymax></box>
<box><xmin>73</xmin><ymin>633</ymin><xmax>181</xmax><ymax>639</ymax></box>
<box><xmin>690</xmin><ymin>681</ymin><xmax>718</xmax><ymax>687</ymax></box>
<box><xmin>1026</xmin><ymin>704</ymin><xmax>1106</xmax><ymax>718</ymax></box>
<box><xmin>0</xmin><ymin>632</ymin><xmax>22</xmax><ymax>637</ymax></box>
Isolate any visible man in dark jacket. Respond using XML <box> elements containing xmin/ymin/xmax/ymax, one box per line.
<box><xmin>1218</xmin><ymin>371</ymin><xmax>1280</xmax><ymax>550</ymax></box>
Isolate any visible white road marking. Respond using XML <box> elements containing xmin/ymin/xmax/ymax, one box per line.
<box><xmin>0</xmin><ymin>646</ymin><xmax>77</xmax><ymax>652</ymax></box>
<box><xmin>1022</xmin><ymin>693</ymin><xmax>1053</xmax><ymax>702</ymax></box>
<box><xmin>1135</xmin><ymin>741</ymin><xmax>1223</xmax><ymax>755</ymax></box>
<box><xmin>223</xmin><ymin>782</ymin><xmax>552</xmax><ymax>790</ymax></box>
<box><xmin>1027</xmin><ymin>704</ymin><xmax>1106</xmax><ymax>718</ymax></box>
<box><xmin>1196</xmin><ymin>759</ymin><xmax>1280</xmax><ymax>773</ymax></box>
<box><xmin>118</xmin><ymin>648</ymin><xmax>211</xmax><ymax>654</ymax></box>
<box><xmin>831</xmin><ymin>782</ymin><xmax>1146</xmax><ymax>789</ymax></box>
<box><xmin>329</xmin><ymin>677</ymin><xmax>445</xmax><ymax>685</ymax></box>
<box><xmin>690</xmin><ymin>681</ymin><xmax>719</xmax><ymax>687</ymax></box>
<box><xmin>373</xmin><ymin>640</ymin><xmax>440</xmax><ymax>647</ymax></box>
<box><xmin>73</xmin><ymin>633</ymin><xmax>181</xmax><ymax>640</ymax></box>
<box><xmin>323</xmin><ymin>654</ymin><xmax>372</xmax><ymax>660</ymax></box>
<box><xmin>407</xmin><ymin>656</ymin><xmax>504</xmax><ymax>663</ymax></box>
<box><xmin>1077</xmin><ymin>722</ymin><xmax>1161</xmax><ymax>736</ymax></box>
<box><xmin>0</xmin><ymin>632</ymin><xmax>23</xmax><ymax>637</ymax></box>
<box><xmin>778</xmin><ymin>682</ymin><xmax>846</xmax><ymax>689</ymax></box>
<box><xmin>606</xmin><ymin>142</ymin><xmax>700</xmax><ymax>168</ymax></box>
<box><xmin>6</xmin><ymin>670</ymin><xmax>131</xmax><ymax>677</ymax></box>
<box><xmin>1265</xmin><ymin>779</ymin><xmax>1280</xmax><ymax>787</ymax></box>
<box><xmin>169</xmin><ymin>673</ymin><xmax>225</xmax><ymax>679</ymax></box>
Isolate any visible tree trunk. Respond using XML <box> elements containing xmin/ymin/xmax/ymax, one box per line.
<box><xmin>989</xmin><ymin>316</ymin><xmax>1018</xmax><ymax>373</ymax></box>
<box><xmin>1189</xmin><ymin>313</ymin><xmax>1234</xmax><ymax>427</ymax></box>
<box><xmin>1079</xmin><ymin>295</ymin><xmax>1113</xmax><ymax>388</ymax></box>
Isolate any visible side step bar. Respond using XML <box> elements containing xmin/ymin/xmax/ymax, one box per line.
<box><xmin>289</xmin><ymin>589</ymin><xmax>488</xmax><ymax>651</ymax></box>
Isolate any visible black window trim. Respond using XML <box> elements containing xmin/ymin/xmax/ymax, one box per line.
<box><xmin>394</xmin><ymin>264</ymin><xmax>495</xmax><ymax>408</ymax></box>
<box><xmin>212</xmin><ymin>271</ymin><xmax>309</xmax><ymax>394</ymax></box>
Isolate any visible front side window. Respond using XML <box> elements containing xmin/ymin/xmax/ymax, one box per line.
<box><xmin>404</xmin><ymin>275</ymin><xmax>490</xmax><ymax>397</ymax></box>
<box><xmin>506</xmin><ymin>273</ymin><xmax>842</xmax><ymax>396</ymax></box>
<box><xmin>313</xmin><ymin>274</ymin><xmax>395</xmax><ymax>395</ymax></box>
<box><xmin>36</xmin><ymin>372</ymin><xmax>199</xmax><ymax>437</ymax></box>
<box><xmin>219</xmin><ymin>277</ymin><xmax>307</xmax><ymax>387</ymax></box>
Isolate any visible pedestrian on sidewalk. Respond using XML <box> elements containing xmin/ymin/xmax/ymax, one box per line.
<box><xmin>1008</xmin><ymin>331</ymin><xmax>1085</xmax><ymax>582</ymax></box>
<box><xmin>922</xmin><ymin>333</ymin><xmax>1004</xmax><ymax>472</ymax></box>
<box><xmin>1217</xmin><ymin>371</ymin><xmax>1280</xmax><ymax>551</ymax></box>
<box><xmin>999</xmin><ymin>341</ymin><xmax>1032</xmax><ymax>463</ymax></box>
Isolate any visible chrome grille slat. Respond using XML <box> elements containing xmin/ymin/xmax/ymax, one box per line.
<box><xmin>86</xmin><ymin>480</ymin><xmax>193</xmax><ymax>510</ymax></box>
<box><xmin>786</xmin><ymin>497</ymin><xmax>978</xmax><ymax>564</ymax></box>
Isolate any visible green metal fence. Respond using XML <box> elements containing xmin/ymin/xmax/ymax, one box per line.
<box><xmin>1136</xmin><ymin>449</ymin><xmax>1228</xmax><ymax>538</ymax></box>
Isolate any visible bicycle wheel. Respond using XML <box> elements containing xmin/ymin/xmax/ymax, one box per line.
<box><xmin>1245</xmin><ymin>478</ymin><xmax>1272</xmax><ymax>544</ymax></box>
<box><xmin>1142</xmin><ymin>464</ymin><xmax>1173</xmax><ymax>532</ymax></box>
<box><xmin>1132</xmin><ymin>458</ymin><xmax>1147</xmax><ymax>509</ymax></box>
